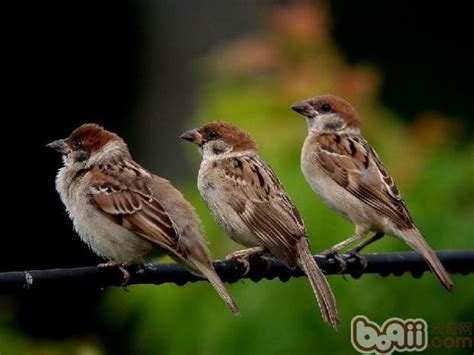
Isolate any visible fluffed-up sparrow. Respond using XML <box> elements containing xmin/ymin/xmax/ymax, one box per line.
<box><xmin>47</xmin><ymin>123</ymin><xmax>240</xmax><ymax>315</ymax></box>
<box><xmin>291</xmin><ymin>95</ymin><xmax>454</xmax><ymax>291</ymax></box>
<box><xmin>180</xmin><ymin>122</ymin><xmax>340</xmax><ymax>328</ymax></box>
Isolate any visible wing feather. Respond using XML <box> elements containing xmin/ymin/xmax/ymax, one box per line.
<box><xmin>315</xmin><ymin>133</ymin><xmax>413</xmax><ymax>228</ymax></box>
<box><xmin>221</xmin><ymin>155</ymin><xmax>304</xmax><ymax>267</ymax></box>
<box><xmin>88</xmin><ymin>163</ymin><xmax>181</xmax><ymax>255</ymax></box>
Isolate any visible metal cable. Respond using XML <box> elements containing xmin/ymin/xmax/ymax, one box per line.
<box><xmin>0</xmin><ymin>250</ymin><xmax>472</xmax><ymax>293</ymax></box>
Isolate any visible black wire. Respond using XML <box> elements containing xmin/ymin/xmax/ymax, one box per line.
<box><xmin>0</xmin><ymin>250</ymin><xmax>472</xmax><ymax>293</ymax></box>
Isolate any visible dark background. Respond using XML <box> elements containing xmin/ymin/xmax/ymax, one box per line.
<box><xmin>3</xmin><ymin>0</ymin><xmax>473</xmax><ymax>351</ymax></box>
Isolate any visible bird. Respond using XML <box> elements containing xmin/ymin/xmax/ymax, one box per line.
<box><xmin>291</xmin><ymin>94</ymin><xmax>454</xmax><ymax>291</ymax></box>
<box><xmin>47</xmin><ymin>123</ymin><xmax>240</xmax><ymax>316</ymax></box>
<box><xmin>180</xmin><ymin>122</ymin><xmax>340</xmax><ymax>328</ymax></box>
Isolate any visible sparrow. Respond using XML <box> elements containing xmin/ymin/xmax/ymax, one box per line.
<box><xmin>180</xmin><ymin>122</ymin><xmax>340</xmax><ymax>328</ymax></box>
<box><xmin>47</xmin><ymin>123</ymin><xmax>240</xmax><ymax>316</ymax></box>
<box><xmin>291</xmin><ymin>95</ymin><xmax>454</xmax><ymax>291</ymax></box>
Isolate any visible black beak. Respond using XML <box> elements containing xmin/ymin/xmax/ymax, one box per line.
<box><xmin>46</xmin><ymin>139</ymin><xmax>69</xmax><ymax>154</ymax></box>
<box><xmin>179</xmin><ymin>129</ymin><xmax>204</xmax><ymax>145</ymax></box>
<box><xmin>291</xmin><ymin>100</ymin><xmax>314</xmax><ymax>117</ymax></box>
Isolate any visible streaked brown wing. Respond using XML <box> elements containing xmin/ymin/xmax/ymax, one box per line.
<box><xmin>88</xmin><ymin>163</ymin><xmax>185</xmax><ymax>257</ymax></box>
<box><xmin>222</xmin><ymin>155</ymin><xmax>304</xmax><ymax>267</ymax></box>
<box><xmin>315</xmin><ymin>133</ymin><xmax>413</xmax><ymax>228</ymax></box>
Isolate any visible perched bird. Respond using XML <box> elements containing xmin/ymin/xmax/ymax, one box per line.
<box><xmin>291</xmin><ymin>95</ymin><xmax>454</xmax><ymax>291</ymax></box>
<box><xmin>180</xmin><ymin>122</ymin><xmax>340</xmax><ymax>328</ymax></box>
<box><xmin>47</xmin><ymin>123</ymin><xmax>240</xmax><ymax>316</ymax></box>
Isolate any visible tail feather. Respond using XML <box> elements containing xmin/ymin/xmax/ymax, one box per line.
<box><xmin>402</xmin><ymin>229</ymin><xmax>454</xmax><ymax>291</ymax></box>
<box><xmin>193</xmin><ymin>260</ymin><xmax>240</xmax><ymax>317</ymax></box>
<box><xmin>297</xmin><ymin>239</ymin><xmax>340</xmax><ymax>329</ymax></box>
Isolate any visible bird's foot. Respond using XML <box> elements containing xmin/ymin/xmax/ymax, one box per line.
<box><xmin>226</xmin><ymin>247</ymin><xmax>266</xmax><ymax>275</ymax></box>
<box><xmin>98</xmin><ymin>261</ymin><xmax>130</xmax><ymax>286</ymax></box>
<box><xmin>321</xmin><ymin>250</ymin><xmax>347</xmax><ymax>273</ymax></box>
<box><xmin>346</xmin><ymin>249</ymin><xmax>368</xmax><ymax>272</ymax></box>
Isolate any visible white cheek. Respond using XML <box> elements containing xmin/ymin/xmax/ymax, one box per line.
<box><xmin>62</xmin><ymin>154</ymin><xmax>72</xmax><ymax>166</ymax></box>
<box><xmin>201</xmin><ymin>141</ymin><xmax>231</xmax><ymax>159</ymax></box>
<box><xmin>201</xmin><ymin>144</ymin><xmax>213</xmax><ymax>159</ymax></box>
<box><xmin>307</xmin><ymin>113</ymin><xmax>345</xmax><ymax>133</ymax></box>
<box><xmin>306</xmin><ymin>117</ymin><xmax>322</xmax><ymax>133</ymax></box>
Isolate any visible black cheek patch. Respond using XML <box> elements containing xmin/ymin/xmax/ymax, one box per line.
<box><xmin>212</xmin><ymin>145</ymin><xmax>225</xmax><ymax>155</ymax></box>
<box><xmin>324</xmin><ymin>120</ymin><xmax>344</xmax><ymax>131</ymax></box>
<box><xmin>74</xmin><ymin>150</ymin><xmax>90</xmax><ymax>163</ymax></box>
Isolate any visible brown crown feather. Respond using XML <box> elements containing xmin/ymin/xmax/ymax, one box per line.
<box><xmin>199</xmin><ymin>122</ymin><xmax>257</xmax><ymax>152</ymax></box>
<box><xmin>68</xmin><ymin>123</ymin><xmax>123</xmax><ymax>151</ymax></box>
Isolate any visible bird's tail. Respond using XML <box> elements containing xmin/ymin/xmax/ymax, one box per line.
<box><xmin>192</xmin><ymin>259</ymin><xmax>240</xmax><ymax>317</ymax></box>
<box><xmin>401</xmin><ymin>228</ymin><xmax>454</xmax><ymax>291</ymax></box>
<box><xmin>297</xmin><ymin>239</ymin><xmax>340</xmax><ymax>329</ymax></box>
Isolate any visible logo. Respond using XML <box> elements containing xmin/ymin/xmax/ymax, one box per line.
<box><xmin>430</xmin><ymin>321</ymin><xmax>472</xmax><ymax>350</ymax></box>
<box><xmin>351</xmin><ymin>315</ymin><xmax>428</xmax><ymax>353</ymax></box>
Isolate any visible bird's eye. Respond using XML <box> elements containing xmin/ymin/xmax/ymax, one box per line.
<box><xmin>71</xmin><ymin>139</ymin><xmax>83</xmax><ymax>150</ymax></box>
<box><xmin>207</xmin><ymin>131</ymin><xmax>219</xmax><ymax>140</ymax></box>
<box><xmin>320</xmin><ymin>103</ymin><xmax>332</xmax><ymax>113</ymax></box>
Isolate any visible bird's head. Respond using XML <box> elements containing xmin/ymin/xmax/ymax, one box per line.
<box><xmin>47</xmin><ymin>123</ymin><xmax>128</xmax><ymax>167</ymax></box>
<box><xmin>180</xmin><ymin>122</ymin><xmax>256</xmax><ymax>159</ymax></box>
<box><xmin>291</xmin><ymin>95</ymin><xmax>361</xmax><ymax>134</ymax></box>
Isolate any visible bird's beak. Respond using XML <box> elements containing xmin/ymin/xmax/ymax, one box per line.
<box><xmin>179</xmin><ymin>129</ymin><xmax>203</xmax><ymax>145</ymax></box>
<box><xmin>291</xmin><ymin>100</ymin><xmax>315</xmax><ymax>117</ymax></box>
<box><xmin>46</xmin><ymin>139</ymin><xmax>69</xmax><ymax>154</ymax></box>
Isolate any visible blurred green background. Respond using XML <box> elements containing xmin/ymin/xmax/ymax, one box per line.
<box><xmin>2</xmin><ymin>1</ymin><xmax>473</xmax><ymax>354</ymax></box>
